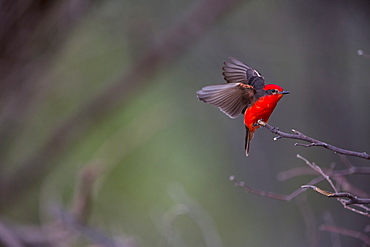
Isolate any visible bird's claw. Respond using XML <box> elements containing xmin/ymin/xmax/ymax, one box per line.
<box><xmin>256</xmin><ymin>119</ymin><xmax>267</xmax><ymax>127</ymax></box>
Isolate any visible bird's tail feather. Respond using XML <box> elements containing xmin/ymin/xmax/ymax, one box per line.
<box><xmin>245</xmin><ymin>127</ymin><xmax>254</xmax><ymax>156</ymax></box>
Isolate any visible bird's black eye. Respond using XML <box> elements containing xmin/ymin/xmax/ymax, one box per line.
<box><xmin>267</xmin><ymin>89</ymin><xmax>278</xmax><ymax>94</ymax></box>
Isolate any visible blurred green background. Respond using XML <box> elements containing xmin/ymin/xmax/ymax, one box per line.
<box><xmin>1</xmin><ymin>0</ymin><xmax>370</xmax><ymax>246</ymax></box>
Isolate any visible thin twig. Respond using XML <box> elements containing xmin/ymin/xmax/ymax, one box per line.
<box><xmin>297</xmin><ymin>154</ymin><xmax>370</xmax><ymax>217</ymax></box>
<box><xmin>232</xmin><ymin>153</ymin><xmax>370</xmax><ymax>217</ymax></box>
<box><xmin>257</xmin><ymin>120</ymin><xmax>370</xmax><ymax>160</ymax></box>
<box><xmin>278</xmin><ymin>166</ymin><xmax>370</xmax><ymax>183</ymax></box>
<box><xmin>301</xmin><ymin>185</ymin><xmax>370</xmax><ymax>217</ymax></box>
<box><xmin>230</xmin><ymin>175</ymin><xmax>325</xmax><ymax>202</ymax></box>
<box><xmin>297</xmin><ymin>154</ymin><xmax>338</xmax><ymax>193</ymax></box>
<box><xmin>357</xmin><ymin>50</ymin><xmax>370</xmax><ymax>59</ymax></box>
<box><xmin>301</xmin><ymin>186</ymin><xmax>370</xmax><ymax>205</ymax></box>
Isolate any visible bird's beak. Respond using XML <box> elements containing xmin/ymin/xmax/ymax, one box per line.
<box><xmin>279</xmin><ymin>91</ymin><xmax>290</xmax><ymax>94</ymax></box>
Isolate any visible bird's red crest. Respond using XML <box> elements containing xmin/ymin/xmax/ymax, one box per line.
<box><xmin>263</xmin><ymin>84</ymin><xmax>284</xmax><ymax>92</ymax></box>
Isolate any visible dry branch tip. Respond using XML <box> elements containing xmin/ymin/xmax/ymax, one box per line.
<box><xmin>273</xmin><ymin>136</ymin><xmax>282</xmax><ymax>141</ymax></box>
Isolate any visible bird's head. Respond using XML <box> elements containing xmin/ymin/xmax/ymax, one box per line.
<box><xmin>263</xmin><ymin>84</ymin><xmax>290</xmax><ymax>98</ymax></box>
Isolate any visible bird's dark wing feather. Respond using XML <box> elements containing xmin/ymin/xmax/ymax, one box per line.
<box><xmin>197</xmin><ymin>83</ymin><xmax>255</xmax><ymax>119</ymax></box>
<box><xmin>222</xmin><ymin>57</ymin><xmax>265</xmax><ymax>97</ymax></box>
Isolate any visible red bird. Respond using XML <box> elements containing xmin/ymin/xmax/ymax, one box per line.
<box><xmin>197</xmin><ymin>57</ymin><xmax>289</xmax><ymax>156</ymax></box>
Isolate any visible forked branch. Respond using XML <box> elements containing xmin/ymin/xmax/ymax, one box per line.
<box><xmin>301</xmin><ymin>185</ymin><xmax>370</xmax><ymax>205</ymax></box>
<box><xmin>257</xmin><ymin>120</ymin><xmax>370</xmax><ymax>160</ymax></box>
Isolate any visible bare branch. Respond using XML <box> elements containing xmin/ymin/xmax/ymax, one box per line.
<box><xmin>301</xmin><ymin>186</ymin><xmax>370</xmax><ymax>206</ymax></box>
<box><xmin>297</xmin><ymin>153</ymin><xmax>370</xmax><ymax>217</ymax></box>
<box><xmin>230</xmin><ymin>175</ymin><xmax>325</xmax><ymax>202</ymax></box>
<box><xmin>278</xmin><ymin>163</ymin><xmax>370</xmax><ymax>182</ymax></box>
<box><xmin>257</xmin><ymin>120</ymin><xmax>370</xmax><ymax>160</ymax></box>
<box><xmin>301</xmin><ymin>185</ymin><xmax>370</xmax><ymax>217</ymax></box>
<box><xmin>232</xmin><ymin>153</ymin><xmax>370</xmax><ymax>217</ymax></box>
<box><xmin>320</xmin><ymin>224</ymin><xmax>370</xmax><ymax>246</ymax></box>
<box><xmin>297</xmin><ymin>154</ymin><xmax>338</xmax><ymax>193</ymax></box>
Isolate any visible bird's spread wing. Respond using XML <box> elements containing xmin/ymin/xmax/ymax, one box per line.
<box><xmin>197</xmin><ymin>58</ymin><xmax>268</xmax><ymax>118</ymax></box>
<box><xmin>222</xmin><ymin>57</ymin><xmax>265</xmax><ymax>95</ymax></box>
<box><xmin>197</xmin><ymin>83</ymin><xmax>255</xmax><ymax>119</ymax></box>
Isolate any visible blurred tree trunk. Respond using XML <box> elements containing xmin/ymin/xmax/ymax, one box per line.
<box><xmin>0</xmin><ymin>0</ymin><xmax>246</xmax><ymax>210</ymax></box>
<box><xmin>0</xmin><ymin>0</ymin><xmax>95</xmax><ymax>165</ymax></box>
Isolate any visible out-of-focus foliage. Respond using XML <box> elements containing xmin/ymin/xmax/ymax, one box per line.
<box><xmin>1</xmin><ymin>0</ymin><xmax>370</xmax><ymax>246</ymax></box>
